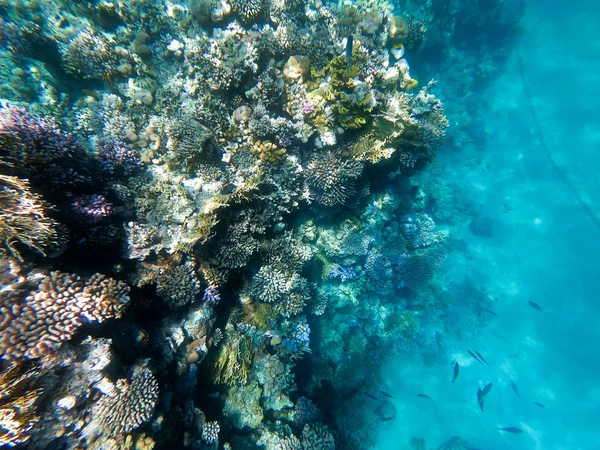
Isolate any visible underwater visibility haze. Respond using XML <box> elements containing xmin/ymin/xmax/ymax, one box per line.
<box><xmin>0</xmin><ymin>0</ymin><xmax>598</xmax><ymax>448</ymax></box>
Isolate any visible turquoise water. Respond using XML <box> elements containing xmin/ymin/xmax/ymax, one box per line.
<box><xmin>378</xmin><ymin>1</ymin><xmax>600</xmax><ymax>448</ymax></box>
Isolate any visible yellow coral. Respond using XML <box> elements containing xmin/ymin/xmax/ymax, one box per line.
<box><xmin>212</xmin><ymin>326</ymin><xmax>253</xmax><ymax>386</ymax></box>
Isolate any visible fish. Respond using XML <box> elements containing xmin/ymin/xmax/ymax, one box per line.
<box><xmin>451</xmin><ymin>361</ymin><xmax>459</xmax><ymax>383</ymax></box>
<box><xmin>508</xmin><ymin>352</ymin><xmax>522</xmax><ymax>358</ymax></box>
<box><xmin>495</xmin><ymin>426</ymin><xmax>523</xmax><ymax>434</ymax></box>
<box><xmin>476</xmin><ymin>388</ymin><xmax>485</xmax><ymax>412</ymax></box>
<box><xmin>345</xmin><ymin>36</ymin><xmax>353</xmax><ymax>74</ymax></box>
<box><xmin>468</xmin><ymin>350</ymin><xmax>483</xmax><ymax>364</ymax></box>
<box><xmin>533</xmin><ymin>402</ymin><xmax>546</xmax><ymax>408</ymax></box>
<box><xmin>390</xmin><ymin>43</ymin><xmax>405</xmax><ymax>59</ymax></box>
<box><xmin>528</xmin><ymin>301</ymin><xmax>543</xmax><ymax>312</ymax></box>
<box><xmin>475</xmin><ymin>351</ymin><xmax>489</xmax><ymax>365</ymax></box>
<box><xmin>364</xmin><ymin>392</ymin><xmax>382</xmax><ymax>402</ymax></box>
<box><xmin>482</xmin><ymin>382</ymin><xmax>493</xmax><ymax>396</ymax></box>
<box><xmin>511</xmin><ymin>380</ymin><xmax>521</xmax><ymax>398</ymax></box>
<box><xmin>417</xmin><ymin>393</ymin><xmax>436</xmax><ymax>404</ymax></box>
<box><xmin>380</xmin><ymin>390</ymin><xmax>395</xmax><ymax>399</ymax></box>
<box><xmin>482</xmin><ymin>308</ymin><xmax>500</xmax><ymax>318</ymax></box>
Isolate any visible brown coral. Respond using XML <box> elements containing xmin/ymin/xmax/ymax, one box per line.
<box><xmin>90</xmin><ymin>365</ymin><xmax>159</xmax><ymax>436</ymax></box>
<box><xmin>0</xmin><ymin>271</ymin><xmax>130</xmax><ymax>360</ymax></box>
<box><xmin>0</xmin><ymin>175</ymin><xmax>58</xmax><ymax>260</ymax></box>
<box><xmin>0</xmin><ymin>362</ymin><xmax>44</xmax><ymax>447</ymax></box>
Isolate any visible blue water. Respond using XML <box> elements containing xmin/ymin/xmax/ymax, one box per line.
<box><xmin>378</xmin><ymin>1</ymin><xmax>600</xmax><ymax>448</ymax></box>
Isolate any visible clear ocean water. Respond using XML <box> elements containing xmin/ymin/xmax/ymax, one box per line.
<box><xmin>378</xmin><ymin>1</ymin><xmax>600</xmax><ymax>448</ymax></box>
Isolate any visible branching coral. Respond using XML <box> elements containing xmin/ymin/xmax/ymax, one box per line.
<box><xmin>0</xmin><ymin>271</ymin><xmax>129</xmax><ymax>360</ymax></box>
<box><xmin>89</xmin><ymin>365</ymin><xmax>159</xmax><ymax>437</ymax></box>
<box><xmin>231</xmin><ymin>0</ymin><xmax>264</xmax><ymax>23</ymax></box>
<box><xmin>0</xmin><ymin>105</ymin><xmax>91</xmax><ymax>188</ymax></box>
<box><xmin>0</xmin><ymin>362</ymin><xmax>44</xmax><ymax>447</ymax></box>
<box><xmin>0</xmin><ymin>175</ymin><xmax>58</xmax><ymax>260</ymax></box>
<box><xmin>59</xmin><ymin>28</ymin><xmax>119</xmax><ymax>80</ymax></box>
<box><xmin>215</xmin><ymin>219</ymin><xmax>261</xmax><ymax>269</ymax></box>
<box><xmin>156</xmin><ymin>263</ymin><xmax>201</xmax><ymax>309</ymax></box>
<box><xmin>305</xmin><ymin>151</ymin><xmax>363</xmax><ymax>206</ymax></box>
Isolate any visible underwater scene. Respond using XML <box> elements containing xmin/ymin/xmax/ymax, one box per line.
<box><xmin>0</xmin><ymin>0</ymin><xmax>598</xmax><ymax>448</ymax></box>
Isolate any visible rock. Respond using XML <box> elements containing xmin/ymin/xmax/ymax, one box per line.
<box><xmin>283</xmin><ymin>55</ymin><xmax>311</xmax><ymax>82</ymax></box>
<box><xmin>232</xmin><ymin>105</ymin><xmax>253</xmax><ymax>122</ymax></box>
<box><xmin>389</xmin><ymin>16</ymin><xmax>409</xmax><ymax>43</ymax></box>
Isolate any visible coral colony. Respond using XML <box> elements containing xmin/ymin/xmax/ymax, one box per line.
<box><xmin>0</xmin><ymin>0</ymin><xmax>524</xmax><ymax>448</ymax></box>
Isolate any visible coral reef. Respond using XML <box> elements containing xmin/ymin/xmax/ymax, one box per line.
<box><xmin>0</xmin><ymin>0</ymin><xmax>519</xmax><ymax>445</ymax></box>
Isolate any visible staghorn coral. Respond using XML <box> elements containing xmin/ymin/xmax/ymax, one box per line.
<box><xmin>0</xmin><ymin>175</ymin><xmax>58</xmax><ymax>260</ymax></box>
<box><xmin>0</xmin><ymin>271</ymin><xmax>129</xmax><ymax>360</ymax></box>
<box><xmin>88</xmin><ymin>364</ymin><xmax>159</xmax><ymax>437</ymax></box>
<box><xmin>305</xmin><ymin>151</ymin><xmax>363</xmax><ymax>206</ymax></box>
<box><xmin>59</xmin><ymin>28</ymin><xmax>119</xmax><ymax>80</ymax></box>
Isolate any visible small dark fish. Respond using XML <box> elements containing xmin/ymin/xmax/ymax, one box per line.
<box><xmin>468</xmin><ymin>350</ymin><xmax>483</xmax><ymax>364</ymax></box>
<box><xmin>508</xmin><ymin>352</ymin><xmax>522</xmax><ymax>358</ymax></box>
<box><xmin>345</xmin><ymin>36</ymin><xmax>353</xmax><ymax>74</ymax></box>
<box><xmin>511</xmin><ymin>380</ymin><xmax>521</xmax><ymax>398</ymax></box>
<box><xmin>482</xmin><ymin>308</ymin><xmax>500</xmax><ymax>318</ymax></box>
<box><xmin>476</xmin><ymin>351</ymin><xmax>489</xmax><ymax>365</ymax></box>
<box><xmin>533</xmin><ymin>402</ymin><xmax>546</xmax><ymax>408</ymax></box>
<box><xmin>477</xmin><ymin>388</ymin><xmax>485</xmax><ymax>412</ymax></box>
<box><xmin>364</xmin><ymin>392</ymin><xmax>381</xmax><ymax>402</ymax></box>
<box><xmin>417</xmin><ymin>393</ymin><xmax>436</xmax><ymax>404</ymax></box>
<box><xmin>482</xmin><ymin>382</ymin><xmax>493</xmax><ymax>396</ymax></box>
<box><xmin>528</xmin><ymin>301</ymin><xmax>543</xmax><ymax>312</ymax></box>
<box><xmin>495</xmin><ymin>426</ymin><xmax>523</xmax><ymax>434</ymax></box>
<box><xmin>451</xmin><ymin>362</ymin><xmax>460</xmax><ymax>383</ymax></box>
<box><xmin>380</xmin><ymin>390</ymin><xmax>395</xmax><ymax>399</ymax></box>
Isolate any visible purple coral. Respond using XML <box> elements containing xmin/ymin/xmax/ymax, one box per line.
<box><xmin>0</xmin><ymin>105</ymin><xmax>91</xmax><ymax>187</ymax></box>
<box><xmin>70</xmin><ymin>194</ymin><xmax>113</xmax><ymax>224</ymax></box>
<box><xmin>97</xmin><ymin>140</ymin><xmax>143</xmax><ymax>177</ymax></box>
<box><xmin>302</xmin><ymin>101</ymin><xmax>315</xmax><ymax>115</ymax></box>
<box><xmin>203</xmin><ymin>285</ymin><xmax>221</xmax><ymax>305</ymax></box>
